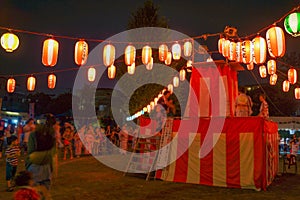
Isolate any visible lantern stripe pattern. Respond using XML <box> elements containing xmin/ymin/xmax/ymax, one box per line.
<box><xmin>173</xmin><ymin>76</ymin><xmax>179</xmax><ymax>87</ymax></box>
<box><xmin>218</xmin><ymin>38</ymin><xmax>225</xmax><ymax>54</ymax></box>
<box><xmin>172</xmin><ymin>43</ymin><xmax>181</xmax><ymax>60</ymax></box>
<box><xmin>222</xmin><ymin>39</ymin><xmax>230</xmax><ymax>58</ymax></box>
<box><xmin>183</xmin><ymin>41</ymin><xmax>192</xmax><ymax>57</ymax></box>
<box><xmin>259</xmin><ymin>65</ymin><xmax>267</xmax><ymax>78</ymax></box>
<box><xmin>159</xmin><ymin>44</ymin><xmax>168</xmax><ymax>61</ymax></box>
<box><xmin>48</xmin><ymin>74</ymin><xmax>56</xmax><ymax>89</ymax></box>
<box><xmin>269</xmin><ymin>74</ymin><xmax>277</xmax><ymax>85</ymax></box>
<box><xmin>165</xmin><ymin>52</ymin><xmax>172</xmax><ymax>65</ymax></box>
<box><xmin>284</xmin><ymin>12</ymin><xmax>300</xmax><ymax>37</ymax></box>
<box><xmin>236</xmin><ymin>41</ymin><xmax>242</xmax><ymax>63</ymax></box>
<box><xmin>74</xmin><ymin>40</ymin><xmax>88</xmax><ymax>66</ymax></box>
<box><xmin>88</xmin><ymin>67</ymin><xmax>96</xmax><ymax>82</ymax></box>
<box><xmin>42</xmin><ymin>38</ymin><xmax>59</xmax><ymax>67</ymax></box>
<box><xmin>179</xmin><ymin>69</ymin><xmax>186</xmax><ymax>81</ymax></box>
<box><xmin>241</xmin><ymin>40</ymin><xmax>252</xmax><ymax>64</ymax></box>
<box><xmin>267</xmin><ymin>60</ymin><xmax>276</xmax><ymax>75</ymax></box>
<box><xmin>266</xmin><ymin>26</ymin><xmax>286</xmax><ymax>58</ymax></box>
<box><xmin>27</xmin><ymin>76</ymin><xmax>36</xmax><ymax>91</ymax></box>
<box><xmin>7</xmin><ymin>78</ymin><xmax>16</xmax><ymax>93</ymax></box>
<box><xmin>103</xmin><ymin>44</ymin><xmax>115</xmax><ymax>67</ymax></box>
<box><xmin>108</xmin><ymin>65</ymin><xmax>116</xmax><ymax>79</ymax></box>
<box><xmin>288</xmin><ymin>68</ymin><xmax>297</xmax><ymax>84</ymax></box>
<box><xmin>282</xmin><ymin>80</ymin><xmax>290</xmax><ymax>92</ymax></box>
<box><xmin>1</xmin><ymin>33</ymin><xmax>19</xmax><ymax>52</ymax></box>
<box><xmin>229</xmin><ymin>41</ymin><xmax>236</xmax><ymax>61</ymax></box>
<box><xmin>124</xmin><ymin>45</ymin><xmax>136</xmax><ymax>66</ymax></box>
<box><xmin>142</xmin><ymin>45</ymin><xmax>152</xmax><ymax>65</ymax></box>
<box><xmin>252</xmin><ymin>36</ymin><xmax>266</xmax><ymax>64</ymax></box>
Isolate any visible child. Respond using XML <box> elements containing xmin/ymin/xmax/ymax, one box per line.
<box><xmin>13</xmin><ymin>171</ymin><xmax>41</xmax><ymax>200</ymax></box>
<box><xmin>5</xmin><ymin>135</ymin><xmax>20</xmax><ymax>192</ymax></box>
<box><xmin>63</xmin><ymin>126</ymin><xmax>74</xmax><ymax>160</ymax></box>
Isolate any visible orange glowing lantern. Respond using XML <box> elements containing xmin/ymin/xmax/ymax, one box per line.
<box><xmin>241</xmin><ymin>40</ymin><xmax>252</xmax><ymax>64</ymax></box>
<box><xmin>183</xmin><ymin>41</ymin><xmax>192</xmax><ymax>57</ymax></box>
<box><xmin>266</xmin><ymin>26</ymin><xmax>286</xmax><ymax>58</ymax></box>
<box><xmin>288</xmin><ymin>68</ymin><xmax>297</xmax><ymax>84</ymax></box>
<box><xmin>48</xmin><ymin>74</ymin><xmax>56</xmax><ymax>89</ymax></box>
<box><xmin>1</xmin><ymin>32</ymin><xmax>19</xmax><ymax>52</ymax></box>
<box><xmin>87</xmin><ymin>67</ymin><xmax>96</xmax><ymax>82</ymax></box>
<box><xmin>269</xmin><ymin>74</ymin><xmax>278</xmax><ymax>85</ymax></box>
<box><xmin>7</xmin><ymin>78</ymin><xmax>16</xmax><ymax>93</ymax></box>
<box><xmin>172</xmin><ymin>43</ymin><xmax>181</xmax><ymax>60</ymax></box>
<box><xmin>127</xmin><ymin>62</ymin><xmax>135</xmax><ymax>75</ymax></box>
<box><xmin>173</xmin><ymin>76</ymin><xmax>179</xmax><ymax>87</ymax></box>
<box><xmin>158</xmin><ymin>44</ymin><xmax>168</xmax><ymax>62</ymax></box>
<box><xmin>229</xmin><ymin>41</ymin><xmax>236</xmax><ymax>61</ymax></box>
<box><xmin>235</xmin><ymin>41</ymin><xmax>242</xmax><ymax>63</ymax></box>
<box><xmin>142</xmin><ymin>45</ymin><xmax>152</xmax><ymax>65</ymax></box>
<box><xmin>283</xmin><ymin>80</ymin><xmax>290</xmax><ymax>92</ymax></box>
<box><xmin>259</xmin><ymin>65</ymin><xmax>267</xmax><ymax>78</ymax></box>
<box><xmin>218</xmin><ymin>38</ymin><xmax>225</xmax><ymax>54</ymax></box>
<box><xmin>168</xmin><ymin>84</ymin><xmax>173</xmax><ymax>94</ymax></box>
<box><xmin>74</xmin><ymin>40</ymin><xmax>88</xmax><ymax>66</ymax></box>
<box><xmin>295</xmin><ymin>87</ymin><xmax>300</xmax><ymax>99</ymax></box>
<box><xmin>27</xmin><ymin>76</ymin><xmax>36</xmax><ymax>91</ymax></box>
<box><xmin>222</xmin><ymin>39</ymin><xmax>230</xmax><ymax>58</ymax></box>
<box><xmin>179</xmin><ymin>69</ymin><xmax>186</xmax><ymax>81</ymax></box>
<box><xmin>146</xmin><ymin>57</ymin><xmax>153</xmax><ymax>70</ymax></box>
<box><xmin>267</xmin><ymin>60</ymin><xmax>276</xmax><ymax>75</ymax></box>
<box><xmin>42</xmin><ymin>38</ymin><xmax>59</xmax><ymax>67</ymax></box>
<box><xmin>108</xmin><ymin>65</ymin><xmax>116</xmax><ymax>79</ymax></box>
<box><xmin>165</xmin><ymin>52</ymin><xmax>172</xmax><ymax>65</ymax></box>
<box><xmin>124</xmin><ymin>45</ymin><xmax>136</xmax><ymax>66</ymax></box>
<box><xmin>252</xmin><ymin>36</ymin><xmax>266</xmax><ymax>64</ymax></box>
<box><xmin>103</xmin><ymin>44</ymin><xmax>115</xmax><ymax>67</ymax></box>
<box><xmin>247</xmin><ymin>62</ymin><xmax>254</xmax><ymax>70</ymax></box>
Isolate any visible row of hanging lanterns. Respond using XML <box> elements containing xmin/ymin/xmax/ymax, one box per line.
<box><xmin>6</xmin><ymin>74</ymin><xmax>57</xmax><ymax>93</ymax></box>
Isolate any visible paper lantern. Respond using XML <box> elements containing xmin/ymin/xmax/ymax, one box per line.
<box><xmin>154</xmin><ymin>97</ymin><xmax>159</xmax><ymax>105</ymax></box>
<box><xmin>167</xmin><ymin>84</ymin><xmax>173</xmax><ymax>94</ymax></box>
<box><xmin>218</xmin><ymin>38</ymin><xmax>225</xmax><ymax>54</ymax></box>
<box><xmin>252</xmin><ymin>36</ymin><xmax>266</xmax><ymax>64</ymax></box>
<box><xmin>288</xmin><ymin>68</ymin><xmax>297</xmax><ymax>84</ymax></box>
<box><xmin>87</xmin><ymin>67</ymin><xmax>96</xmax><ymax>82</ymax></box>
<box><xmin>284</xmin><ymin>12</ymin><xmax>300</xmax><ymax>37</ymax></box>
<box><xmin>108</xmin><ymin>64</ymin><xmax>116</xmax><ymax>79</ymax></box>
<box><xmin>146</xmin><ymin>57</ymin><xmax>153</xmax><ymax>70</ymax></box>
<box><xmin>103</xmin><ymin>44</ymin><xmax>115</xmax><ymax>67</ymax></box>
<box><xmin>7</xmin><ymin>78</ymin><xmax>16</xmax><ymax>93</ymax></box>
<box><xmin>228</xmin><ymin>41</ymin><xmax>236</xmax><ymax>61</ymax></box>
<box><xmin>142</xmin><ymin>45</ymin><xmax>152</xmax><ymax>65</ymax></box>
<box><xmin>269</xmin><ymin>74</ymin><xmax>278</xmax><ymax>85</ymax></box>
<box><xmin>42</xmin><ymin>38</ymin><xmax>59</xmax><ymax>67</ymax></box>
<box><xmin>124</xmin><ymin>45</ymin><xmax>136</xmax><ymax>66</ymax></box>
<box><xmin>127</xmin><ymin>62</ymin><xmax>135</xmax><ymax>75</ymax></box>
<box><xmin>222</xmin><ymin>39</ymin><xmax>230</xmax><ymax>58</ymax></box>
<box><xmin>165</xmin><ymin>52</ymin><xmax>172</xmax><ymax>65</ymax></box>
<box><xmin>241</xmin><ymin>40</ymin><xmax>252</xmax><ymax>64</ymax></box>
<box><xmin>247</xmin><ymin>62</ymin><xmax>254</xmax><ymax>70</ymax></box>
<box><xmin>295</xmin><ymin>87</ymin><xmax>300</xmax><ymax>99</ymax></box>
<box><xmin>0</xmin><ymin>32</ymin><xmax>19</xmax><ymax>52</ymax></box>
<box><xmin>48</xmin><ymin>74</ymin><xmax>56</xmax><ymax>89</ymax></box>
<box><xmin>179</xmin><ymin>69</ymin><xmax>186</xmax><ymax>81</ymax></box>
<box><xmin>74</xmin><ymin>40</ymin><xmax>88</xmax><ymax>66</ymax></box>
<box><xmin>27</xmin><ymin>76</ymin><xmax>36</xmax><ymax>91</ymax></box>
<box><xmin>158</xmin><ymin>44</ymin><xmax>168</xmax><ymax>62</ymax></box>
<box><xmin>147</xmin><ymin>104</ymin><xmax>151</xmax><ymax>112</ymax></box>
<box><xmin>173</xmin><ymin>76</ymin><xmax>179</xmax><ymax>87</ymax></box>
<box><xmin>183</xmin><ymin>41</ymin><xmax>192</xmax><ymax>57</ymax></box>
<box><xmin>266</xmin><ymin>26</ymin><xmax>286</xmax><ymax>58</ymax></box>
<box><xmin>235</xmin><ymin>41</ymin><xmax>242</xmax><ymax>63</ymax></box>
<box><xmin>283</xmin><ymin>80</ymin><xmax>290</xmax><ymax>92</ymax></box>
<box><xmin>267</xmin><ymin>60</ymin><xmax>276</xmax><ymax>75</ymax></box>
<box><xmin>259</xmin><ymin>65</ymin><xmax>267</xmax><ymax>78</ymax></box>
<box><xmin>172</xmin><ymin>43</ymin><xmax>181</xmax><ymax>60</ymax></box>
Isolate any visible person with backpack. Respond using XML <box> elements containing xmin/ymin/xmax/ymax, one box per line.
<box><xmin>25</xmin><ymin>114</ymin><xmax>56</xmax><ymax>192</ymax></box>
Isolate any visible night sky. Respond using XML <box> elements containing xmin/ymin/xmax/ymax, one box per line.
<box><xmin>0</xmin><ymin>0</ymin><xmax>299</xmax><ymax>93</ymax></box>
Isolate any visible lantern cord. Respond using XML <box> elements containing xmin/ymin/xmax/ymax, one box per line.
<box><xmin>248</xmin><ymin>70</ymin><xmax>286</xmax><ymax>116</ymax></box>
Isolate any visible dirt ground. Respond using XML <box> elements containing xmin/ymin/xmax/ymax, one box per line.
<box><xmin>0</xmin><ymin>153</ymin><xmax>299</xmax><ymax>200</ymax></box>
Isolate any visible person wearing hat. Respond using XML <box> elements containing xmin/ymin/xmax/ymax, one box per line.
<box><xmin>5</xmin><ymin>135</ymin><xmax>20</xmax><ymax>192</ymax></box>
<box><xmin>25</xmin><ymin>113</ymin><xmax>56</xmax><ymax>192</ymax></box>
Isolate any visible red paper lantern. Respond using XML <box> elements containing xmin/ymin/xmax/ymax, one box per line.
<box><xmin>282</xmin><ymin>80</ymin><xmax>290</xmax><ymax>92</ymax></box>
<box><xmin>267</xmin><ymin>60</ymin><xmax>276</xmax><ymax>75</ymax></box>
<box><xmin>295</xmin><ymin>88</ymin><xmax>300</xmax><ymax>99</ymax></box>
<box><xmin>42</xmin><ymin>38</ymin><xmax>59</xmax><ymax>67</ymax></box>
<box><xmin>127</xmin><ymin>62</ymin><xmax>135</xmax><ymax>75</ymax></box>
<box><xmin>7</xmin><ymin>78</ymin><xmax>16</xmax><ymax>93</ymax></box>
<box><xmin>218</xmin><ymin>38</ymin><xmax>225</xmax><ymax>54</ymax></box>
<box><xmin>259</xmin><ymin>65</ymin><xmax>267</xmax><ymax>78</ymax></box>
<box><xmin>146</xmin><ymin>57</ymin><xmax>153</xmax><ymax>70</ymax></box>
<box><xmin>222</xmin><ymin>39</ymin><xmax>230</xmax><ymax>58</ymax></box>
<box><xmin>87</xmin><ymin>67</ymin><xmax>96</xmax><ymax>82</ymax></box>
<box><xmin>108</xmin><ymin>65</ymin><xmax>116</xmax><ymax>79</ymax></box>
<box><xmin>124</xmin><ymin>45</ymin><xmax>136</xmax><ymax>66</ymax></box>
<box><xmin>74</xmin><ymin>40</ymin><xmax>88</xmax><ymax>66</ymax></box>
<box><xmin>269</xmin><ymin>74</ymin><xmax>278</xmax><ymax>85</ymax></box>
<box><xmin>158</xmin><ymin>44</ymin><xmax>168</xmax><ymax>61</ymax></box>
<box><xmin>142</xmin><ymin>45</ymin><xmax>152</xmax><ymax>65</ymax></box>
<box><xmin>229</xmin><ymin>41</ymin><xmax>236</xmax><ymax>61</ymax></box>
<box><xmin>164</xmin><ymin>51</ymin><xmax>172</xmax><ymax>65</ymax></box>
<box><xmin>252</xmin><ymin>36</ymin><xmax>266</xmax><ymax>64</ymax></box>
<box><xmin>247</xmin><ymin>62</ymin><xmax>254</xmax><ymax>70</ymax></box>
<box><xmin>266</xmin><ymin>26</ymin><xmax>286</xmax><ymax>58</ymax></box>
<box><xmin>103</xmin><ymin>44</ymin><xmax>115</xmax><ymax>67</ymax></box>
<box><xmin>288</xmin><ymin>68</ymin><xmax>297</xmax><ymax>84</ymax></box>
<box><xmin>235</xmin><ymin>41</ymin><xmax>242</xmax><ymax>63</ymax></box>
<box><xmin>241</xmin><ymin>40</ymin><xmax>252</xmax><ymax>64</ymax></box>
<box><xmin>27</xmin><ymin>76</ymin><xmax>36</xmax><ymax>91</ymax></box>
<box><xmin>48</xmin><ymin>74</ymin><xmax>56</xmax><ymax>89</ymax></box>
